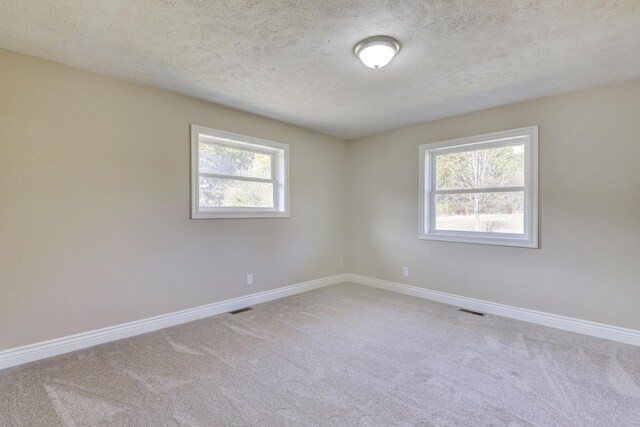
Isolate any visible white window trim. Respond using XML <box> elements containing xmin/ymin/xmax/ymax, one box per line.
<box><xmin>191</xmin><ymin>125</ymin><xmax>290</xmax><ymax>219</ymax></box>
<box><xmin>419</xmin><ymin>126</ymin><xmax>539</xmax><ymax>248</ymax></box>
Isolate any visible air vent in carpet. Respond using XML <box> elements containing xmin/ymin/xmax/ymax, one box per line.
<box><xmin>458</xmin><ymin>308</ymin><xmax>485</xmax><ymax>317</ymax></box>
<box><xmin>229</xmin><ymin>307</ymin><xmax>253</xmax><ymax>315</ymax></box>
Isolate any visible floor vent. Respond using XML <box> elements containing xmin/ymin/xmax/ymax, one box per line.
<box><xmin>458</xmin><ymin>308</ymin><xmax>485</xmax><ymax>317</ymax></box>
<box><xmin>229</xmin><ymin>307</ymin><xmax>253</xmax><ymax>315</ymax></box>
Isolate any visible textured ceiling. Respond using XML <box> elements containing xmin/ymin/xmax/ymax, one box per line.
<box><xmin>1</xmin><ymin>1</ymin><xmax>639</xmax><ymax>139</ymax></box>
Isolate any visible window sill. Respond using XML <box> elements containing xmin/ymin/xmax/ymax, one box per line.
<box><xmin>419</xmin><ymin>232</ymin><xmax>538</xmax><ymax>248</ymax></box>
<box><xmin>192</xmin><ymin>209</ymin><xmax>289</xmax><ymax>219</ymax></box>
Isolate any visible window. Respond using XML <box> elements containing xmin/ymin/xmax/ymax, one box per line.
<box><xmin>191</xmin><ymin>125</ymin><xmax>289</xmax><ymax>219</ymax></box>
<box><xmin>419</xmin><ymin>126</ymin><xmax>538</xmax><ymax>247</ymax></box>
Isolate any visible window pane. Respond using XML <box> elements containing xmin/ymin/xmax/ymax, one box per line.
<box><xmin>435</xmin><ymin>144</ymin><xmax>524</xmax><ymax>190</ymax></box>
<box><xmin>199</xmin><ymin>177</ymin><xmax>274</xmax><ymax>208</ymax></box>
<box><xmin>199</xmin><ymin>143</ymin><xmax>272</xmax><ymax>179</ymax></box>
<box><xmin>435</xmin><ymin>192</ymin><xmax>524</xmax><ymax>234</ymax></box>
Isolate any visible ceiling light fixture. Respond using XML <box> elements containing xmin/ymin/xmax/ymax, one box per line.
<box><xmin>354</xmin><ymin>36</ymin><xmax>400</xmax><ymax>69</ymax></box>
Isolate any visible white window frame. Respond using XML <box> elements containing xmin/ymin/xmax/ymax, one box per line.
<box><xmin>191</xmin><ymin>125</ymin><xmax>289</xmax><ymax>219</ymax></box>
<box><xmin>419</xmin><ymin>126</ymin><xmax>538</xmax><ymax>248</ymax></box>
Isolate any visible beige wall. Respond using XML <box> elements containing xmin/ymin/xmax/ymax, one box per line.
<box><xmin>346</xmin><ymin>80</ymin><xmax>640</xmax><ymax>330</ymax></box>
<box><xmin>0</xmin><ymin>49</ymin><xmax>346</xmax><ymax>351</ymax></box>
<box><xmin>2</xmin><ymin>46</ymin><xmax>639</xmax><ymax>352</ymax></box>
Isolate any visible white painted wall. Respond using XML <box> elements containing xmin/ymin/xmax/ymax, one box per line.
<box><xmin>346</xmin><ymin>80</ymin><xmax>640</xmax><ymax>330</ymax></box>
<box><xmin>0</xmin><ymin>49</ymin><xmax>347</xmax><ymax>351</ymax></box>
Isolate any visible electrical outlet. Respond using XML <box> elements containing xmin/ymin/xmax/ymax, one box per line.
<box><xmin>402</xmin><ymin>267</ymin><xmax>409</xmax><ymax>277</ymax></box>
<box><xmin>338</xmin><ymin>258</ymin><xmax>344</xmax><ymax>267</ymax></box>
<box><xmin>246</xmin><ymin>274</ymin><xmax>253</xmax><ymax>285</ymax></box>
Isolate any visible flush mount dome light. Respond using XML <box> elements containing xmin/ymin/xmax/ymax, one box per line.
<box><xmin>354</xmin><ymin>36</ymin><xmax>400</xmax><ymax>69</ymax></box>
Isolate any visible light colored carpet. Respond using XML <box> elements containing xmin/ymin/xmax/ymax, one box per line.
<box><xmin>1</xmin><ymin>282</ymin><xmax>640</xmax><ymax>426</ymax></box>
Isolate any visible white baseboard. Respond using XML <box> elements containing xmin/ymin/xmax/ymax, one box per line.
<box><xmin>345</xmin><ymin>274</ymin><xmax>640</xmax><ymax>347</ymax></box>
<box><xmin>3</xmin><ymin>272</ymin><xmax>638</xmax><ymax>370</ymax></box>
<box><xmin>0</xmin><ymin>274</ymin><xmax>349</xmax><ymax>370</ymax></box>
